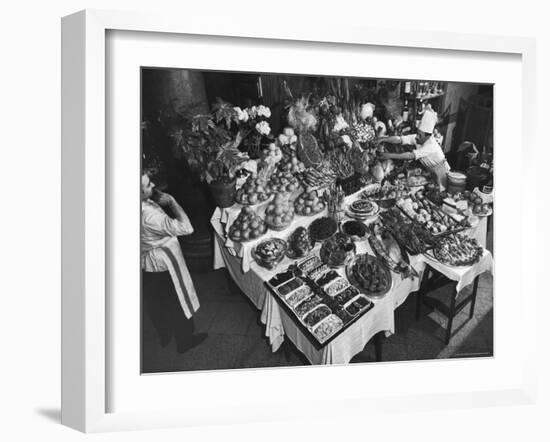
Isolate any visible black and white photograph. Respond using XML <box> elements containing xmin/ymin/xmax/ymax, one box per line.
<box><xmin>140</xmin><ymin>68</ymin><xmax>494</xmax><ymax>373</ymax></box>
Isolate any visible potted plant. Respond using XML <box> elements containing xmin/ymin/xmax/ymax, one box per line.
<box><xmin>171</xmin><ymin>102</ymin><xmax>249</xmax><ymax>208</ymax></box>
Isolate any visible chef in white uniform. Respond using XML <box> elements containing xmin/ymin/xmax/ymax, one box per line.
<box><xmin>141</xmin><ymin>171</ymin><xmax>207</xmax><ymax>353</ymax></box>
<box><xmin>375</xmin><ymin>109</ymin><xmax>451</xmax><ymax>189</ymax></box>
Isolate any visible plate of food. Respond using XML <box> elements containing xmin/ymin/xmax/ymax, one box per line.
<box><xmin>426</xmin><ymin>234</ymin><xmax>484</xmax><ymax>267</ymax></box>
<box><xmin>319</xmin><ymin>232</ymin><xmax>357</xmax><ymax>268</ymax></box>
<box><xmin>340</xmin><ymin>219</ymin><xmax>368</xmax><ymax>241</ymax></box>
<box><xmin>346</xmin><ymin>253</ymin><xmax>392</xmax><ymax>298</ymax></box>
<box><xmin>343</xmin><ymin>294</ymin><xmax>373</xmax><ymax>317</ymax></box>
<box><xmin>286</xmin><ymin>226</ymin><xmax>314</xmax><ymax>259</ymax></box>
<box><xmin>309</xmin><ymin>216</ymin><xmax>338</xmax><ymax>243</ymax></box>
<box><xmin>345</xmin><ymin>199</ymin><xmax>379</xmax><ymax>220</ymax></box>
<box><xmin>252</xmin><ymin>238</ymin><xmax>288</xmax><ymax>270</ymax></box>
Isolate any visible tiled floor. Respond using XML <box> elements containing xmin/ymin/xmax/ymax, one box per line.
<box><xmin>141</xmin><ymin>266</ymin><xmax>493</xmax><ymax>373</ymax></box>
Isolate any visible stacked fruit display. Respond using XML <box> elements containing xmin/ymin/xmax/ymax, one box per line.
<box><xmin>234</xmin><ymin>173</ymin><xmax>272</xmax><ymax>206</ymax></box>
<box><xmin>294</xmin><ymin>189</ymin><xmax>326</xmax><ymax>216</ymax></box>
<box><xmin>277</xmin><ymin>151</ymin><xmax>306</xmax><ymax>175</ymax></box>
<box><xmin>228</xmin><ymin>206</ymin><xmax>267</xmax><ymax>242</ymax></box>
<box><xmin>265</xmin><ymin>193</ymin><xmax>295</xmax><ymax>231</ymax></box>
<box><xmin>267</xmin><ymin>169</ymin><xmax>300</xmax><ymax>194</ymax></box>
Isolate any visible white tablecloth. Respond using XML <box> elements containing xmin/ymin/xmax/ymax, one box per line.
<box><xmin>419</xmin><ymin>250</ymin><xmax>493</xmax><ymax>294</ymax></box>
<box><xmin>211</xmin><ymin>189</ymin><xmax>492</xmax><ymax>364</ymax></box>
<box><xmin>212</xmin><ymin>221</ymin><xmax>425</xmax><ymax>364</ymax></box>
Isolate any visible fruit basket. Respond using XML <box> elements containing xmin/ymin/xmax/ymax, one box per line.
<box><xmin>251</xmin><ymin>238</ymin><xmax>288</xmax><ymax>270</ymax></box>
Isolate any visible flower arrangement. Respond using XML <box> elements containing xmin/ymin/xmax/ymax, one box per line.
<box><xmin>235</xmin><ymin>105</ymin><xmax>274</xmax><ymax>158</ymax></box>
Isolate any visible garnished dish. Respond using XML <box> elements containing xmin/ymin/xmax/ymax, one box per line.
<box><xmin>265</xmin><ymin>193</ymin><xmax>295</xmax><ymax>231</ymax></box>
<box><xmin>294</xmin><ymin>189</ymin><xmax>326</xmax><ymax>216</ymax></box>
<box><xmin>228</xmin><ymin>206</ymin><xmax>268</xmax><ymax>242</ymax></box>
<box><xmin>428</xmin><ymin>234</ymin><xmax>484</xmax><ymax>267</ymax></box>
<box><xmin>346</xmin><ymin>254</ymin><xmax>392</xmax><ymax>298</ymax></box>
<box><xmin>380</xmin><ymin>208</ymin><xmax>438</xmax><ymax>255</ymax></box>
<box><xmin>340</xmin><ymin>220</ymin><xmax>368</xmax><ymax>241</ymax></box>
<box><xmin>252</xmin><ymin>238</ymin><xmax>287</xmax><ymax>269</ymax></box>
<box><xmin>286</xmin><ymin>226</ymin><xmax>314</xmax><ymax>258</ymax></box>
<box><xmin>304</xmin><ymin>305</ymin><xmax>332</xmax><ymax>327</ymax></box>
<box><xmin>309</xmin><ymin>217</ymin><xmax>338</xmax><ymax>242</ymax></box>
<box><xmin>319</xmin><ymin>232</ymin><xmax>356</xmax><ymax>268</ymax></box>
<box><xmin>397</xmin><ymin>193</ymin><xmax>467</xmax><ymax>235</ymax></box>
<box><xmin>312</xmin><ymin>315</ymin><xmax>344</xmax><ymax>343</ymax></box>
<box><xmin>346</xmin><ymin>199</ymin><xmax>379</xmax><ymax>220</ymax></box>
<box><xmin>368</xmin><ymin>222</ymin><xmax>418</xmax><ymax>280</ymax></box>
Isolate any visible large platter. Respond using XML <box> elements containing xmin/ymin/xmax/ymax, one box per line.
<box><xmin>346</xmin><ymin>253</ymin><xmax>392</xmax><ymax>298</ymax></box>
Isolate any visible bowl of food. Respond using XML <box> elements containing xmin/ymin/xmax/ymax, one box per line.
<box><xmin>340</xmin><ymin>220</ymin><xmax>368</xmax><ymax>241</ymax></box>
<box><xmin>319</xmin><ymin>232</ymin><xmax>357</xmax><ymax>268</ymax></box>
<box><xmin>309</xmin><ymin>216</ymin><xmax>338</xmax><ymax>243</ymax></box>
<box><xmin>252</xmin><ymin>238</ymin><xmax>288</xmax><ymax>270</ymax></box>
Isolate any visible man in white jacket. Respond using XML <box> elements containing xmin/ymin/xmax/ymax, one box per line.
<box><xmin>375</xmin><ymin>109</ymin><xmax>451</xmax><ymax>190</ymax></box>
<box><xmin>141</xmin><ymin>171</ymin><xmax>207</xmax><ymax>353</ymax></box>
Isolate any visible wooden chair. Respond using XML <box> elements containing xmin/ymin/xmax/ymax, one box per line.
<box><xmin>416</xmin><ymin>267</ymin><xmax>480</xmax><ymax>345</ymax></box>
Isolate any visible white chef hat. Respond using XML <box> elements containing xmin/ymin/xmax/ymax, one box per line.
<box><xmin>360</xmin><ymin>102</ymin><xmax>375</xmax><ymax>120</ymax></box>
<box><xmin>418</xmin><ymin>109</ymin><xmax>437</xmax><ymax>134</ymax></box>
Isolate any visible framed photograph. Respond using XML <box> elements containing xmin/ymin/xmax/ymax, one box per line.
<box><xmin>62</xmin><ymin>9</ymin><xmax>536</xmax><ymax>433</ymax></box>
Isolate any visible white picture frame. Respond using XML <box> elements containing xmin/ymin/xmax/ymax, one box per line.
<box><xmin>61</xmin><ymin>9</ymin><xmax>537</xmax><ymax>433</ymax></box>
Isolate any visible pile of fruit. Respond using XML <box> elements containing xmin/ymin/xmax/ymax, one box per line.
<box><xmin>294</xmin><ymin>189</ymin><xmax>326</xmax><ymax>216</ymax></box>
<box><xmin>265</xmin><ymin>193</ymin><xmax>295</xmax><ymax>230</ymax></box>
<box><xmin>286</xmin><ymin>226</ymin><xmax>313</xmax><ymax>258</ymax></box>
<box><xmin>260</xmin><ymin>142</ymin><xmax>282</xmax><ymax>162</ymax></box>
<box><xmin>277</xmin><ymin>151</ymin><xmax>306</xmax><ymax>175</ymax></box>
<box><xmin>228</xmin><ymin>206</ymin><xmax>267</xmax><ymax>242</ymax></box>
<box><xmin>431</xmin><ymin>234</ymin><xmax>484</xmax><ymax>267</ymax></box>
<box><xmin>299</xmin><ymin>162</ymin><xmax>337</xmax><ymax>189</ymax></box>
<box><xmin>267</xmin><ymin>170</ymin><xmax>300</xmax><ymax>194</ymax></box>
<box><xmin>234</xmin><ymin>173</ymin><xmax>271</xmax><ymax>206</ymax></box>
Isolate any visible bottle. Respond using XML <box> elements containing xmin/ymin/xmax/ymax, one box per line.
<box><xmin>402</xmin><ymin>100</ymin><xmax>409</xmax><ymax>122</ymax></box>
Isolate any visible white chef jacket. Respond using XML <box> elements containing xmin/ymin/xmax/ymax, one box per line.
<box><xmin>141</xmin><ymin>199</ymin><xmax>200</xmax><ymax>319</ymax></box>
<box><xmin>400</xmin><ymin>134</ymin><xmax>450</xmax><ymax>169</ymax></box>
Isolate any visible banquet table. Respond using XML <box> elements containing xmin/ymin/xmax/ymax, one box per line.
<box><xmin>210</xmin><ymin>187</ymin><xmax>492</xmax><ymax>365</ymax></box>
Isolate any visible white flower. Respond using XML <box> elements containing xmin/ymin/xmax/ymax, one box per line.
<box><xmin>340</xmin><ymin>135</ymin><xmax>353</xmax><ymax>147</ymax></box>
<box><xmin>333</xmin><ymin>114</ymin><xmax>349</xmax><ymax>133</ymax></box>
<box><xmin>360</xmin><ymin>102</ymin><xmax>375</xmax><ymax>120</ymax></box>
<box><xmin>247</xmin><ymin>106</ymin><xmax>258</xmax><ymax>119</ymax></box>
<box><xmin>278</xmin><ymin>134</ymin><xmax>290</xmax><ymax>145</ymax></box>
<box><xmin>256</xmin><ymin>105</ymin><xmax>271</xmax><ymax>118</ymax></box>
<box><xmin>255</xmin><ymin>121</ymin><xmax>271</xmax><ymax>136</ymax></box>
<box><xmin>234</xmin><ymin>107</ymin><xmax>248</xmax><ymax>122</ymax></box>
